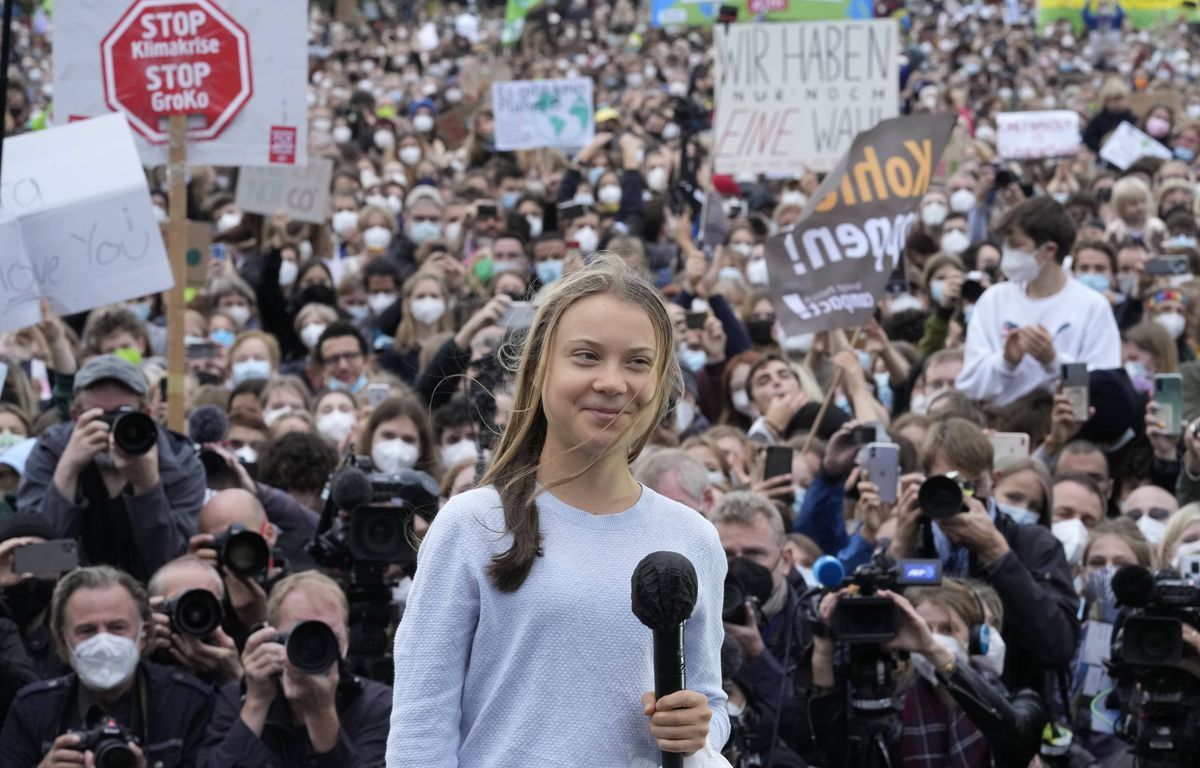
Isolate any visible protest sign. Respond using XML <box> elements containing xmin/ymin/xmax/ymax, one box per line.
<box><xmin>763</xmin><ymin>114</ymin><xmax>956</xmax><ymax>336</ymax></box>
<box><xmin>996</xmin><ymin>111</ymin><xmax>1081</xmax><ymax>160</ymax></box>
<box><xmin>491</xmin><ymin>78</ymin><xmax>595</xmax><ymax>151</ymax></box>
<box><xmin>55</xmin><ymin>0</ymin><xmax>308</xmax><ymax>168</ymax></box>
<box><xmin>651</xmin><ymin>0</ymin><xmax>876</xmax><ymax>27</ymax></box>
<box><xmin>234</xmin><ymin>158</ymin><xmax>334</xmax><ymax>225</ymax></box>
<box><xmin>1037</xmin><ymin>0</ymin><xmax>1191</xmax><ymax>31</ymax></box>
<box><xmin>185</xmin><ymin>222</ymin><xmax>212</xmax><ymax>288</ymax></box>
<box><xmin>0</xmin><ymin>114</ymin><xmax>173</xmax><ymax>333</ymax></box>
<box><xmin>1099</xmin><ymin>121</ymin><xmax>1173</xmax><ymax>170</ymax></box>
<box><xmin>712</xmin><ymin>19</ymin><xmax>900</xmax><ymax>175</ymax></box>
<box><xmin>1129</xmin><ymin>91</ymin><xmax>1183</xmax><ymax>120</ymax></box>
<box><xmin>502</xmin><ymin>0</ymin><xmax>541</xmax><ymax>45</ymax></box>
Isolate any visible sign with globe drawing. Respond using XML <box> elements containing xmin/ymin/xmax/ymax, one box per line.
<box><xmin>492</xmin><ymin>77</ymin><xmax>595</xmax><ymax>151</ymax></box>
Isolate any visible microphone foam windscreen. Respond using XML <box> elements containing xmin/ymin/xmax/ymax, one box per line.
<box><xmin>631</xmin><ymin>551</ymin><xmax>699</xmax><ymax>631</ymax></box>
<box><xmin>1111</xmin><ymin>564</ymin><xmax>1156</xmax><ymax>608</ymax></box>
<box><xmin>330</xmin><ymin>467</ymin><xmax>372</xmax><ymax>513</ymax></box>
<box><xmin>187</xmin><ymin>405</ymin><xmax>229</xmax><ymax>445</ymax></box>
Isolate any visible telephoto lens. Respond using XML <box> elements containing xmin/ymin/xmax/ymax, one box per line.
<box><xmin>103</xmin><ymin>407</ymin><xmax>158</xmax><ymax>455</ymax></box>
<box><xmin>212</xmin><ymin>523</ymin><xmax>270</xmax><ymax>578</ymax></box>
<box><xmin>164</xmin><ymin>589</ymin><xmax>223</xmax><ymax>638</ymax></box>
<box><xmin>918</xmin><ymin>475</ymin><xmax>966</xmax><ymax>519</ymax></box>
<box><xmin>279</xmin><ymin>620</ymin><xmax>340</xmax><ymax>674</ymax></box>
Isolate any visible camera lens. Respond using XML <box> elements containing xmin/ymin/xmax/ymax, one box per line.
<box><xmin>722</xmin><ymin>578</ymin><xmax>746</xmax><ymax>623</ymax></box>
<box><xmin>169</xmin><ymin>589</ymin><xmax>222</xmax><ymax>637</ymax></box>
<box><xmin>349</xmin><ymin>505</ymin><xmax>416</xmax><ymax>563</ymax></box>
<box><xmin>221</xmin><ymin>528</ymin><xmax>270</xmax><ymax>578</ymax></box>
<box><xmin>918</xmin><ymin>475</ymin><xmax>965</xmax><ymax>520</ymax></box>
<box><xmin>286</xmin><ymin>620</ymin><xmax>340</xmax><ymax>674</ymax></box>
<box><xmin>93</xmin><ymin>740</ymin><xmax>137</xmax><ymax>768</ymax></box>
<box><xmin>111</xmin><ymin>410</ymin><xmax>157</xmax><ymax>455</ymax></box>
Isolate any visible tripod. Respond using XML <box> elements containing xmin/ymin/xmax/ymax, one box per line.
<box><xmin>841</xmin><ymin>645</ymin><xmax>902</xmax><ymax>768</ymax></box>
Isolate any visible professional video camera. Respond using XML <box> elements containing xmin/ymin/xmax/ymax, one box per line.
<box><xmin>70</xmin><ymin>717</ymin><xmax>138</xmax><ymax>768</ymax></box>
<box><xmin>810</xmin><ymin>555</ymin><xmax>943</xmax><ymax>768</ymax></box>
<box><xmin>1106</xmin><ymin>564</ymin><xmax>1200</xmax><ymax>767</ymax></box>
<box><xmin>308</xmin><ymin>460</ymin><xmax>440</xmax><ymax>683</ymax></box>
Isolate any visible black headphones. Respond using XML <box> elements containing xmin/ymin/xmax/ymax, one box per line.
<box><xmin>965</xmin><ymin>581</ymin><xmax>991</xmax><ymax>656</ymax></box>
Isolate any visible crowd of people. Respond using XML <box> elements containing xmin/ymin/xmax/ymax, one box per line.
<box><xmin>3</xmin><ymin>0</ymin><xmax>1200</xmax><ymax>765</ymax></box>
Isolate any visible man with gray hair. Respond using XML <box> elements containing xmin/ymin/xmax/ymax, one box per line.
<box><xmin>633</xmin><ymin>448</ymin><xmax>714</xmax><ymax>516</ymax></box>
<box><xmin>17</xmin><ymin>355</ymin><xmax>205</xmax><ymax>581</ymax></box>
<box><xmin>712</xmin><ymin>491</ymin><xmax>816</xmax><ymax>760</ymax></box>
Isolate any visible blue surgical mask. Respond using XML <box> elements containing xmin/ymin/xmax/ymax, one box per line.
<box><xmin>1125</xmin><ymin>360</ymin><xmax>1152</xmax><ymax>392</ymax></box>
<box><xmin>1168</xmin><ymin>235</ymin><xmax>1198</xmax><ymax>249</ymax></box>
<box><xmin>873</xmin><ymin>371</ymin><xmax>894</xmax><ymax>412</ymax></box>
<box><xmin>535</xmin><ymin>258</ymin><xmax>564</xmax><ymax>285</ymax></box>
<box><xmin>586</xmin><ymin>166</ymin><xmax>605</xmax><ymax>187</ymax></box>
<box><xmin>677</xmin><ymin>345</ymin><xmax>708</xmax><ymax>372</ymax></box>
<box><xmin>1175</xmin><ymin>146</ymin><xmax>1196</xmax><ymax>163</ymax></box>
<box><xmin>997</xmin><ymin>502</ymin><xmax>1040</xmax><ymax>526</ymax></box>
<box><xmin>1077</xmin><ymin>272</ymin><xmax>1111</xmax><ymax>294</ymax></box>
<box><xmin>500</xmin><ymin>190</ymin><xmax>521</xmax><ymax>210</ymax></box>
<box><xmin>232</xmin><ymin>359</ymin><xmax>272</xmax><ymax>385</ymax></box>
<box><xmin>857</xmin><ymin>350</ymin><xmax>873</xmax><ymax>371</ymax></box>
<box><xmin>793</xmin><ymin>486</ymin><xmax>808</xmax><ymax>515</ymax></box>
<box><xmin>834</xmin><ymin>393</ymin><xmax>851</xmax><ymax>415</ymax></box>
<box><xmin>409</xmin><ymin>220</ymin><xmax>442</xmax><ymax>244</ymax></box>
<box><xmin>210</xmin><ymin>329</ymin><xmax>236</xmax><ymax>348</ymax></box>
<box><xmin>963</xmin><ymin>305</ymin><xmax>975</xmax><ymax>326</ymax></box>
<box><xmin>329</xmin><ymin>372</ymin><xmax>368</xmax><ymax>395</ymax></box>
<box><xmin>718</xmin><ymin>266</ymin><xmax>743</xmax><ymax>282</ymax></box>
<box><xmin>929</xmin><ymin>279</ymin><xmax>946</xmax><ymax>305</ymax></box>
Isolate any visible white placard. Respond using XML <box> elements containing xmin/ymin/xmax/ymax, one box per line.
<box><xmin>491</xmin><ymin>77</ymin><xmax>595</xmax><ymax>151</ymax></box>
<box><xmin>1099</xmin><ymin>121</ymin><xmax>1173</xmax><ymax>171</ymax></box>
<box><xmin>713</xmin><ymin>19</ymin><xmax>901</xmax><ymax>175</ymax></box>
<box><xmin>235</xmin><ymin>158</ymin><xmax>334</xmax><ymax>225</ymax></box>
<box><xmin>996</xmin><ymin>110</ymin><xmax>1081</xmax><ymax>160</ymax></box>
<box><xmin>53</xmin><ymin>0</ymin><xmax>308</xmax><ymax>168</ymax></box>
<box><xmin>0</xmin><ymin>114</ymin><xmax>173</xmax><ymax>332</ymax></box>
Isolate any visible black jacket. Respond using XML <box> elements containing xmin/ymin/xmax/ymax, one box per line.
<box><xmin>197</xmin><ymin>673</ymin><xmax>391</xmax><ymax>768</ymax></box>
<box><xmin>0</xmin><ymin>661</ymin><xmax>214</xmax><ymax>768</ymax></box>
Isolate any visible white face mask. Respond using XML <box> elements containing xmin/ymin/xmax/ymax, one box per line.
<box><xmin>746</xmin><ymin>258</ymin><xmax>769</xmax><ymax>285</ymax></box>
<box><xmin>332</xmin><ymin>210</ymin><xmax>359</xmax><ymax>237</ymax></box>
<box><xmin>316</xmin><ymin>410</ymin><xmax>356</xmax><ymax>443</ymax></box>
<box><xmin>363</xmin><ymin>225</ymin><xmax>393</xmax><ymax>251</ymax></box>
<box><xmin>263</xmin><ymin>406</ymin><xmax>292</xmax><ymax>427</ymax></box>
<box><xmin>525</xmin><ymin>214</ymin><xmax>544</xmax><ymax>239</ymax></box>
<box><xmin>1171</xmin><ymin>539</ymin><xmax>1200</xmax><ymax>574</ymax></box>
<box><xmin>367</xmin><ymin>292</ymin><xmax>397</xmax><ymax>315</ymax></box>
<box><xmin>224</xmin><ymin>305</ymin><xmax>252</xmax><ymax>328</ymax></box>
<box><xmin>673</xmin><ymin>399</ymin><xmax>696</xmax><ymax>433</ymax></box>
<box><xmin>597</xmin><ymin>185</ymin><xmax>622</xmax><ymax>206</ymax></box>
<box><xmin>732</xmin><ymin>389</ymin><xmax>755</xmax><ymax>417</ymax></box>
<box><xmin>1052</xmin><ymin>518</ymin><xmax>1089</xmax><ymax>565</ymax></box>
<box><xmin>298</xmin><ymin>240</ymin><xmax>314</xmax><ymax>260</ymax></box>
<box><xmin>920</xmin><ymin>202</ymin><xmax>948</xmax><ymax>227</ymax></box>
<box><xmin>573</xmin><ymin>226</ymin><xmax>599</xmax><ymax>254</ymax></box>
<box><xmin>645</xmin><ymin>166</ymin><xmax>669</xmax><ymax>193</ymax></box>
<box><xmin>333</xmin><ymin>125</ymin><xmax>353</xmax><ymax>143</ymax></box>
<box><xmin>373</xmin><ymin>130</ymin><xmax>395</xmax><ymax>150</ymax></box>
<box><xmin>412</xmin><ymin>114</ymin><xmax>435</xmax><ymax>133</ymax></box>
<box><xmin>344</xmin><ymin>304</ymin><xmax>369</xmax><ymax>322</ymax></box>
<box><xmin>941</xmin><ymin>230</ymin><xmax>970</xmax><ymax>255</ymax></box>
<box><xmin>278</xmin><ymin>259</ymin><xmax>299</xmax><ymax>288</ymax></box>
<box><xmin>1154</xmin><ymin>311</ymin><xmax>1187</xmax><ymax>340</ymax></box>
<box><xmin>386</xmin><ymin>195</ymin><xmax>404</xmax><ymax>215</ymax></box>
<box><xmin>911</xmin><ymin>633</ymin><xmax>966</xmax><ymax>685</ymax></box>
<box><xmin>730</xmin><ymin>242</ymin><xmax>754</xmax><ymax>258</ymax></box>
<box><xmin>949</xmin><ymin>189</ymin><xmax>976</xmax><ymax>213</ymax></box>
<box><xmin>972</xmin><ymin>625</ymin><xmax>1006</xmax><ymax>678</ymax></box>
<box><xmin>216</xmin><ymin>211</ymin><xmax>243</xmax><ymax>234</ymax></box>
<box><xmin>72</xmin><ymin>632</ymin><xmax>141</xmax><ymax>691</ymax></box>
<box><xmin>300</xmin><ymin>323</ymin><xmax>327</xmax><ymax>350</ymax></box>
<box><xmin>152</xmin><ymin>204</ymin><xmax>168</xmax><ymax>223</ymax></box>
<box><xmin>410</xmin><ymin>296</ymin><xmax>446</xmax><ymax>325</ymax></box>
<box><xmin>1136</xmin><ymin>514</ymin><xmax>1168</xmax><ymax>546</ymax></box>
<box><xmin>399</xmin><ymin>146</ymin><xmax>422</xmax><ymax>167</ymax></box>
<box><xmin>232</xmin><ymin>359</ymin><xmax>271</xmax><ymax>385</ymax></box>
<box><xmin>234</xmin><ymin>445</ymin><xmax>259</xmax><ymax>464</ymax></box>
<box><xmin>372</xmin><ymin>438</ymin><xmax>420</xmax><ymax>473</ymax></box>
<box><xmin>1000</xmin><ymin>245</ymin><xmax>1041</xmax><ymax>284</ymax></box>
<box><xmin>441</xmin><ymin>438</ymin><xmax>478</xmax><ymax>470</ymax></box>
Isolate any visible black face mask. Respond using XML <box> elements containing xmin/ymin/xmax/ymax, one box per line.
<box><xmin>3</xmin><ymin>579</ymin><xmax>55</xmax><ymax>625</ymax></box>
<box><xmin>297</xmin><ymin>283</ymin><xmax>337</xmax><ymax>308</ymax></box>
<box><xmin>726</xmin><ymin>557</ymin><xmax>775</xmax><ymax>606</ymax></box>
<box><xmin>746</xmin><ymin>318</ymin><xmax>775</xmax><ymax>346</ymax></box>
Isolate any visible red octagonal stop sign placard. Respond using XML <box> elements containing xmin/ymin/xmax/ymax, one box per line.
<box><xmin>101</xmin><ymin>0</ymin><xmax>253</xmax><ymax>144</ymax></box>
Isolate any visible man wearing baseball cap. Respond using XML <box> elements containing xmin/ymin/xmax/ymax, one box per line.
<box><xmin>16</xmin><ymin>356</ymin><xmax>204</xmax><ymax>582</ymax></box>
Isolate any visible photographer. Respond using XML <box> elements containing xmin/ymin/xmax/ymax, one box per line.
<box><xmin>889</xmin><ymin>418</ymin><xmax>1079</xmax><ymax>693</ymax></box>
<box><xmin>147</xmin><ymin>556</ymin><xmax>243</xmax><ymax>688</ymax></box>
<box><xmin>17</xmin><ymin>356</ymin><xmax>204</xmax><ymax>581</ymax></box>
<box><xmin>0</xmin><ymin>516</ymin><xmax>70</xmax><ymax>681</ymax></box>
<box><xmin>0</xmin><ymin>566</ymin><xmax>213</xmax><ymax>767</ymax></box>
<box><xmin>713</xmin><ymin>491</ymin><xmax>815</xmax><ymax>759</ymax></box>
<box><xmin>810</xmin><ymin>580</ymin><xmax>1045</xmax><ymax>768</ymax></box>
<box><xmin>197</xmin><ymin>571</ymin><xmax>391</xmax><ymax>767</ymax></box>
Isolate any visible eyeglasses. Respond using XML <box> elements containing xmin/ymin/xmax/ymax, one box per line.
<box><xmin>323</xmin><ymin>351</ymin><xmax>364</xmax><ymax>365</ymax></box>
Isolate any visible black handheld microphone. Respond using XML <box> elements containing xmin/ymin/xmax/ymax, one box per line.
<box><xmin>631</xmin><ymin>550</ymin><xmax>699</xmax><ymax>768</ymax></box>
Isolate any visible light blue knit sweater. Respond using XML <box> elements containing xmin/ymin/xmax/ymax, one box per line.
<box><xmin>386</xmin><ymin>484</ymin><xmax>730</xmax><ymax>768</ymax></box>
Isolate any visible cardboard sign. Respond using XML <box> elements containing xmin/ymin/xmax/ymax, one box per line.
<box><xmin>491</xmin><ymin>78</ymin><xmax>595</xmax><ymax>151</ymax></box>
<box><xmin>713</xmin><ymin>20</ymin><xmax>901</xmax><ymax>174</ymax></box>
<box><xmin>185</xmin><ymin>221</ymin><xmax>212</xmax><ymax>288</ymax></box>
<box><xmin>763</xmin><ymin>114</ymin><xmax>956</xmax><ymax>336</ymax></box>
<box><xmin>55</xmin><ymin>0</ymin><xmax>308</xmax><ymax>168</ymax></box>
<box><xmin>1099</xmin><ymin>121</ymin><xmax>1173</xmax><ymax>171</ymax></box>
<box><xmin>1128</xmin><ymin>91</ymin><xmax>1183</xmax><ymax>120</ymax></box>
<box><xmin>996</xmin><ymin>110</ymin><xmax>1082</xmax><ymax>160</ymax></box>
<box><xmin>234</xmin><ymin>157</ymin><xmax>334</xmax><ymax>225</ymax></box>
<box><xmin>0</xmin><ymin>114</ymin><xmax>174</xmax><ymax>333</ymax></box>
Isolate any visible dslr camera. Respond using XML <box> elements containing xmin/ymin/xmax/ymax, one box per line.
<box><xmin>277</xmin><ymin>620</ymin><xmax>340</xmax><ymax>675</ymax></box>
<box><xmin>832</xmin><ymin>560</ymin><xmax>942</xmax><ymax>643</ymax></box>
<box><xmin>71</xmin><ymin>717</ymin><xmax>138</xmax><ymax>768</ymax></box>
<box><xmin>100</xmin><ymin>407</ymin><xmax>157</xmax><ymax>456</ymax></box>
<box><xmin>917</xmin><ymin>473</ymin><xmax>976</xmax><ymax>520</ymax></box>
<box><xmin>207</xmin><ymin>524</ymin><xmax>270</xmax><ymax>579</ymax></box>
<box><xmin>162</xmin><ymin>589</ymin><xmax>223</xmax><ymax>638</ymax></box>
